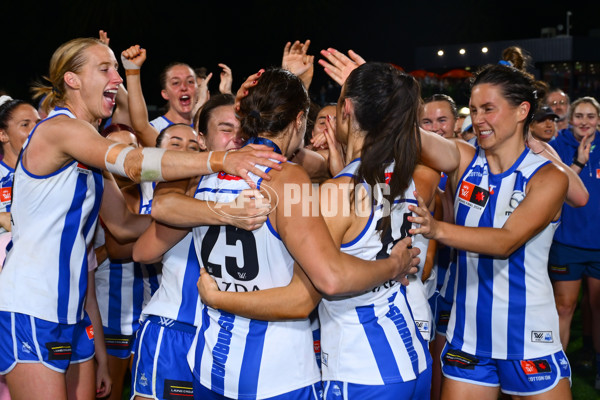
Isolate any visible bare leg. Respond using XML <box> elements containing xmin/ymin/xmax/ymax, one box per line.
<box><xmin>551</xmin><ymin>279</ymin><xmax>581</xmax><ymax>350</ymax></box>
<box><xmin>430</xmin><ymin>333</ymin><xmax>446</xmax><ymax>400</ymax></box>
<box><xmin>66</xmin><ymin>359</ymin><xmax>96</xmax><ymax>400</ymax></box>
<box><xmin>6</xmin><ymin>363</ymin><xmax>67</xmax><ymax>400</ymax></box>
<box><xmin>107</xmin><ymin>355</ymin><xmax>131</xmax><ymax>400</ymax></box>
<box><xmin>441</xmin><ymin>377</ymin><xmax>499</xmax><ymax>400</ymax></box>
<box><xmin>509</xmin><ymin>378</ymin><xmax>571</xmax><ymax>400</ymax></box>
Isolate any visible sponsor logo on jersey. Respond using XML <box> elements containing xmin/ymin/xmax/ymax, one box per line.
<box><xmin>415</xmin><ymin>320</ymin><xmax>430</xmax><ymax>334</ymax></box>
<box><xmin>163</xmin><ymin>379</ymin><xmax>194</xmax><ymax>400</ymax></box>
<box><xmin>45</xmin><ymin>342</ymin><xmax>72</xmax><ymax>360</ymax></box>
<box><xmin>596</xmin><ymin>169</ymin><xmax>600</xmax><ymax>179</ymax></box>
<box><xmin>384</xmin><ymin>172</ymin><xmax>393</xmax><ymax>185</ymax></box>
<box><xmin>76</xmin><ymin>162</ymin><xmax>91</xmax><ymax>174</ymax></box>
<box><xmin>105</xmin><ymin>334</ymin><xmax>133</xmax><ymax>349</ymax></box>
<box><xmin>443</xmin><ymin>349</ymin><xmax>479</xmax><ymax>370</ymax></box>
<box><xmin>313</xmin><ymin>339</ymin><xmax>321</xmax><ymax>354</ymax></box>
<box><xmin>0</xmin><ymin>187</ymin><xmax>11</xmax><ymax>203</ymax></box>
<box><xmin>158</xmin><ymin>317</ymin><xmax>175</xmax><ymax>328</ymax></box>
<box><xmin>531</xmin><ymin>331</ymin><xmax>554</xmax><ymax>343</ymax></box>
<box><xmin>457</xmin><ymin>181</ymin><xmax>489</xmax><ymax>210</ymax></box>
<box><xmin>85</xmin><ymin>325</ymin><xmax>94</xmax><ymax>340</ymax></box>
<box><xmin>217</xmin><ymin>171</ymin><xmax>242</xmax><ymax>181</ymax></box>
<box><xmin>521</xmin><ymin>359</ymin><xmax>552</xmax><ymax>375</ymax></box>
<box><xmin>549</xmin><ymin>264</ymin><xmax>568</xmax><ymax>275</ymax></box>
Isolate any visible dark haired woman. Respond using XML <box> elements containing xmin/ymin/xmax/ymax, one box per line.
<box><xmin>410</xmin><ymin>64</ymin><xmax>572</xmax><ymax>399</ymax></box>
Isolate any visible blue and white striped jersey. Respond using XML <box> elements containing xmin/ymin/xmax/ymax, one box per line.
<box><xmin>188</xmin><ymin>164</ymin><xmax>320</xmax><ymax>399</ymax></box>
<box><xmin>0</xmin><ymin>107</ymin><xmax>103</xmax><ymax>324</ymax></box>
<box><xmin>447</xmin><ymin>147</ymin><xmax>562</xmax><ymax>360</ymax></box>
<box><xmin>318</xmin><ymin>159</ymin><xmax>431</xmax><ymax>385</ymax></box>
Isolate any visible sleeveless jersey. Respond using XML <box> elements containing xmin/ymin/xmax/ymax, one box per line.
<box><xmin>96</xmin><ymin>181</ymin><xmax>161</xmax><ymax>335</ymax></box>
<box><xmin>149</xmin><ymin>115</ymin><xmax>174</xmax><ymax>133</ymax></box>
<box><xmin>188</xmin><ymin>165</ymin><xmax>320</xmax><ymax>399</ymax></box>
<box><xmin>318</xmin><ymin>159</ymin><xmax>431</xmax><ymax>385</ymax></box>
<box><xmin>0</xmin><ymin>107</ymin><xmax>103</xmax><ymax>324</ymax></box>
<box><xmin>141</xmin><ymin>232</ymin><xmax>202</xmax><ymax>326</ymax></box>
<box><xmin>447</xmin><ymin>147</ymin><xmax>562</xmax><ymax>360</ymax></box>
<box><xmin>0</xmin><ymin>161</ymin><xmax>15</xmax><ymax>235</ymax></box>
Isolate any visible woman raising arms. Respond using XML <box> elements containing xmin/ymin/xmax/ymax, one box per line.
<box><xmin>0</xmin><ymin>37</ymin><xmax>283</xmax><ymax>400</ymax></box>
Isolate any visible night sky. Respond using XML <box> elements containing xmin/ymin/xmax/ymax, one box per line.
<box><xmin>3</xmin><ymin>1</ymin><xmax>596</xmax><ymax>108</ymax></box>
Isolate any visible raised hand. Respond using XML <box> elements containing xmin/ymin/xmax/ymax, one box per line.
<box><xmin>98</xmin><ymin>30</ymin><xmax>110</xmax><ymax>46</ymax></box>
<box><xmin>218</xmin><ymin>63</ymin><xmax>233</xmax><ymax>94</ymax></box>
<box><xmin>234</xmin><ymin>69</ymin><xmax>264</xmax><ymax>112</ymax></box>
<box><xmin>318</xmin><ymin>48</ymin><xmax>366</xmax><ymax>86</ymax></box>
<box><xmin>121</xmin><ymin>45</ymin><xmax>146</xmax><ymax>70</ymax></box>
<box><xmin>282</xmin><ymin>40</ymin><xmax>314</xmax><ymax>88</ymax></box>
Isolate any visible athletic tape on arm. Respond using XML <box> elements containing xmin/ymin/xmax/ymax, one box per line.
<box><xmin>140</xmin><ymin>147</ymin><xmax>165</xmax><ymax>182</ymax></box>
<box><xmin>105</xmin><ymin>143</ymin><xmax>134</xmax><ymax>177</ymax></box>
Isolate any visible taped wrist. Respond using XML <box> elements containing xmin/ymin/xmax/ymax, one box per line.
<box><xmin>105</xmin><ymin>143</ymin><xmax>134</xmax><ymax>177</ymax></box>
<box><xmin>141</xmin><ymin>147</ymin><xmax>165</xmax><ymax>182</ymax></box>
<box><xmin>120</xmin><ymin>54</ymin><xmax>141</xmax><ymax>70</ymax></box>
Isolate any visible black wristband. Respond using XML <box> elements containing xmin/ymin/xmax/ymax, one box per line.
<box><xmin>572</xmin><ymin>158</ymin><xmax>586</xmax><ymax>168</ymax></box>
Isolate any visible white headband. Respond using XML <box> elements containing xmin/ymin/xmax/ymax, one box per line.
<box><xmin>0</xmin><ymin>95</ymin><xmax>13</xmax><ymax>108</ymax></box>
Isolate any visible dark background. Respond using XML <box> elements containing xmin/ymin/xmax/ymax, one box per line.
<box><xmin>2</xmin><ymin>1</ymin><xmax>597</xmax><ymax>110</ymax></box>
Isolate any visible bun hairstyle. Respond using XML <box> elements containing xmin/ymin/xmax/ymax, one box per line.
<box><xmin>501</xmin><ymin>46</ymin><xmax>531</xmax><ymax>72</ymax></box>
<box><xmin>343</xmin><ymin>62</ymin><xmax>422</xmax><ymax>235</ymax></box>
<box><xmin>471</xmin><ymin>64</ymin><xmax>538</xmax><ymax>138</ymax></box>
<box><xmin>31</xmin><ymin>38</ymin><xmax>104</xmax><ymax>113</ymax></box>
<box><xmin>237</xmin><ymin>68</ymin><xmax>309</xmax><ymax>139</ymax></box>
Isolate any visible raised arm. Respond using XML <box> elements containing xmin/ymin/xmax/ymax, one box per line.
<box><xmin>527</xmin><ymin>134</ymin><xmax>589</xmax><ymax>207</ymax></box>
<box><xmin>270</xmin><ymin>164</ymin><xmax>419</xmax><ymax>296</ymax></box>
<box><xmin>282</xmin><ymin>40</ymin><xmax>314</xmax><ymax>89</ymax></box>
<box><xmin>318</xmin><ymin>47</ymin><xmax>366</xmax><ymax>86</ymax></box>
<box><xmin>409</xmin><ymin>163</ymin><xmax>568</xmax><ymax>257</ymax></box>
<box><xmin>218</xmin><ymin>63</ymin><xmax>233</xmax><ymax>95</ymax></box>
<box><xmin>121</xmin><ymin>45</ymin><xmax>159</xmax><ymax>147</ymax></box>
<box><xmin>151</xmin><ymin>179</ymin><xmax>269</xmax><ymax>230</ymax></box>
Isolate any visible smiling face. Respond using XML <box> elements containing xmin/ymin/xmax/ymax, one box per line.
<box><xmin>530</xmin><ymin>117</ymin><xmax>558</xmax><ymax>142</ymax></box>
<box><xmin>570</xmin><ymin>102</ymin><xmax>599</xmax><ymax>142</ymax></box>
<box><xmin>420</xmin><ymin>100</ymin><xmax>457</xmax><ymax>138</ymax></box>
<box><xmin>470</xmin><ymin>83</ymin><xmax>528</xmax><ymax>151</ymax></box>
<box><xmin>73</xmin><ymin>44</ymin><xmax>122</xmax><ymax>121</ymax></box>
<box><xmin>201</xmin><ymin>105</ymin><xmax>244</xmax><ymax>152</ymax></box>
<box><xmin>0</xmin><ymin>104</ymin><xmax>40</xmax><ymax>158</ymax></box>
<box><xmin>161</xmin><ymin>64</ymin><xmax>198</xmax><ymax>118</ymax></box>
<box><xmin>159</xmin><ymin>125</ymin><xmax>200</xmax><ymax>152</ymax></box>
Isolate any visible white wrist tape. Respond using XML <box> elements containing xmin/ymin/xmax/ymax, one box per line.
<box><xmin>140</xmin><ymin>147</ymin><xmax>165</xmax><ymax>182</ymax></box>
<box><xmin>120</xmin><ymin>54</ymin><xmax>140</xmax><ymax>70</ymax></box>
<box><xmin>206</xmin><ymin>151</ymin><xmax>214</xmax><ymax>173</ymax></box>
<box><xmin>105</xmin><ymin>143</ymin><xmax>134</xmax><ymax>177</ymax></box>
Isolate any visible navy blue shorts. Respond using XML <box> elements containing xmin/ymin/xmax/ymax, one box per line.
<box><xmin>548</xmin><ymin>241</ymin><xmax>600</xmax><ymax>281</ymax></box>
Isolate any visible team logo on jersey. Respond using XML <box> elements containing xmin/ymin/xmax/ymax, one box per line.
<box><xmin>385</xmin><ymin>172</ymin><xmax>393</xmax><ymax>185</ymax></box>
<box><xmin>0</xmin><ymin>187</ymin><xmax>11</xmax><ymax>203</ymax></box>
<box><xmin>85</xmin><ymin>325</ymin><xmax>94</xmax><ymax>340</ymax></box>
<box><xmin>321</xmin><ymin>352</ymin><xmax>328</xmax><ymax>367</ymax></box>
<box><xmin>521</xmin><ymin>359</ymin><xmax>552</xmax><ymax>375</ymax></box>
<box><xmin>45</xmin><ymin>342</ymin><xmax>72</xmax><ymax>360</ymax></box>
<box><xmin>531</xmin><ymin>331</ymin><xmax>554</xmax><ymax>343</ymax></box>
<box><xmin>139</xmin><ymin>373</ymin><xmax>148</xmax><ymax>387</ymax></box>
<box><xmin>458</xmin><ymin>181</ymin><xmax>489</xmax><ymax>210</ymax></box>
<box><xmin>76</xmin><ymin>162</ymin><xmax>91</xmax><ymax>174</ymax></box>
<box><xmin>163</xmin><ymin>379</ymin><xmax>194</xmax><ymax>400</ymax></box>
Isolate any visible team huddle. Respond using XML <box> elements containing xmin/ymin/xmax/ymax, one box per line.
<box><xmin>0</xmin><ymin>31</ymin><xmax>597</xmax><ymax>400</ymax></box>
